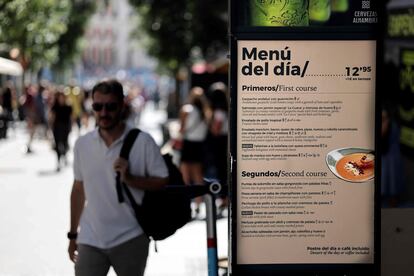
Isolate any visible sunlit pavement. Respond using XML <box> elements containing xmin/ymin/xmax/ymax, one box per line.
<box><xmin>0</xmin><ymin>102</ymin><xmax>228</xmax><ymax>276</ymax></box>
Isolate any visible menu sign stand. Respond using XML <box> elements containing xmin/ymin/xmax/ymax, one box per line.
<box><xmin>229</xmin><ymin>1</ymin><xmax>382</xmax><ymax>275</ymax></box>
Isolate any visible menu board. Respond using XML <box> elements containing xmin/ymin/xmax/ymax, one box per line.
<box><xmin>236</xmin><ymin>40</ymin><xmax>376</xmax><ymax>264</ymax></box>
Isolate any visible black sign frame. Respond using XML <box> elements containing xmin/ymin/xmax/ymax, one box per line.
<box><xmin>228</xmin><ymin>1</ymin><xmax>384</xmax><ymax>275</ymax></box>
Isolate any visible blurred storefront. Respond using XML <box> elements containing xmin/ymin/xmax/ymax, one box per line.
<box><xmin>384</xmin><ymin>0</ymin><xmax>414</xmax><ymax>205</ymax></box>
<box><xmin>190</xmin><ymin>56</ymin><xmax>229</xmax><ymax>93</ymax></box>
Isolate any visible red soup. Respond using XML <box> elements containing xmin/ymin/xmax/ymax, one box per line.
<box><xmin>335</xmin><ymin>153</ymin><xmax>374</xmax><ymax>182</ymax></box>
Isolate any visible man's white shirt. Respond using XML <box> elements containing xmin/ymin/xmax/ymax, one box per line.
<box><xmin>73</xmin><ymin>126</ymin><xmax>168</xmax><ymax>249</ymax></box>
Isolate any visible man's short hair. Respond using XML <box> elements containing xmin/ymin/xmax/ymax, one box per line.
<box><xmin>92</xmin><ymin>79</ymin><xmax>124</xmax><ymax>102</ymax></box>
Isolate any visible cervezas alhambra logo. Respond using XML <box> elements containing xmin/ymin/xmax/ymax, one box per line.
<box><xmin>352</xmin><ymin>0</ymin><xmax>377</xmax><ymax>23</ymax></box>
<box><xmin>362</xmin><ymin>0</ymin><xmax>370</xmax><ymax>9</ymax></box>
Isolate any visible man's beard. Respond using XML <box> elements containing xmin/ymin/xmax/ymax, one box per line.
<box><xmin>97</xmin><ymin>114</ymin><xmax>122</xmax><ymax>130</ymax></box>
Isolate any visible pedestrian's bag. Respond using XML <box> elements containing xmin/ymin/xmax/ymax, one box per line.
<box><xmin>116</xmin><ymin>128</ymin><xmax>192</xmax><ymax>241</ymax></box>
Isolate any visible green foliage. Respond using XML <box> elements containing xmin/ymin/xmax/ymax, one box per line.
<box><xmin>0</xmin><ymin>0</ymin><xmax>94</xmax><ymax>72</ymax></box>
<box><xmin>129</xmin><ymin>0</ymin><xmax>228</xmax><ymax>73</ymax></box>
<box><xmin>192</xmin><ymin>0</ymin><xmax>228</xmax><ymax>59</ymax></box>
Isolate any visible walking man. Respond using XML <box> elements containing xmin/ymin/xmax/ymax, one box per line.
<box><xmin>68</xmin><ymin>79</ymin><xmax>168</xmax><ymax>276</ymax></box>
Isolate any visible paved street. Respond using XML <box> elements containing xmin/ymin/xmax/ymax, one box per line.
<box><xmin>0</xmin><ymin>103</ymin><xmax>228</xmax><ymax>276</ymax></box>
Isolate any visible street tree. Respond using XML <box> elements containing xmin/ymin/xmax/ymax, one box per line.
<box><xmin>0</xmin><ymin>0</ymin><xmax>70</xmax><ymax>82</ymax></box>
<box><xmin>128</xmin><ymin>0</ymin><xmax>228</xmax><ymax>73</ymax></box>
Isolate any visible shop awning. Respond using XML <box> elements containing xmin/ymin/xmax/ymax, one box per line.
<box><xmin>0</xmin><ymin>57</ymin><xmax>23</xmax><ymax>76</ymax></box>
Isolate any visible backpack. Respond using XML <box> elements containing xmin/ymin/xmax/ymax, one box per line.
<box><xmin>116</xmin><ymin>128</ymin><xmax>192</xmax><ymax>241</ymax></box>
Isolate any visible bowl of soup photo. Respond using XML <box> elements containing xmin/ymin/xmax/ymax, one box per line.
<box><xmin>326</xmin><ymin>148</ymin><xmax>375</xmax><ymax>183</ymax></box>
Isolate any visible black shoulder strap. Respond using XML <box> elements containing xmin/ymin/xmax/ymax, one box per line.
<box><xmin>116</xmin><ymin>128</ymin><xmax>141</xmax><ymax>203</ymax></box>
<box><xmin>120</xmin><ymin>128</ymin><xmax>141</xmax><ymax>159</ymax></box>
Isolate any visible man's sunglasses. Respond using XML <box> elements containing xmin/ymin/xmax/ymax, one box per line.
<box><xmin>92</xmin><ymin>102</ymin><xmax>119</xmax><ymax>112</ymax></box>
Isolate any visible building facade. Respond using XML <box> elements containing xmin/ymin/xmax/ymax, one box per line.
<box><xmin>80</xmin><ymin>0</ymin><xmax>156</xmax><ymax>85</ymax></box>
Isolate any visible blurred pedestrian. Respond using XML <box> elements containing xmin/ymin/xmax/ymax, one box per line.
<box><xmin>68</xmin><ymin>79</ymin><xmax>168</xmax><ymax>276</ymax></box>
<box><xmin>66</xmin><ymin>85</ymin><xmax>84</xmax><ymax>135</ymax></box>
<box><xmin>1</xmin><ymin>83</ymin><xmax>15</xmax><ymax>121</ymax></box>
<box><xmin>0</xmin><ymin>105</ymin><xmax>6</xmax><ymax>139</ymax></box>
<box><xmin>50</xmin><ymin>91</ymin><xmax>73</xmax><ymax>172</ymax></box>
<box><xmin>36</xmin><ymin>84</ymin><xmax>49</xmax><ymax>136</ymax></box>
<box><xmin>20</xmin><ymin>84</ymin><xmax>41</xmax><ymax>153</ymax></box>
<box><xmin>179</xmin><ymin>87</ymin><xmax>210</xmax><ymax>217</ymax></box>
<box><xmin>152</xmin><ymin>86</ymin><xmax>160</xmax><ymax>110</ymax></box>
<box><xmin>80</xmin><ymin>89</ymin><xmax>93</xmax><ymax>130</ymax></box>
<box><xmin>207</xmin><ymin>82</ymin><xmax>229</xmax><ymax>216</ymax></box>
<box><xmin>125</xmin><ymin>86</ymin><xmax>145</xmax><ymax>127</ymax></box>
<box><xmin>0</xmin><ymin>84</ymin><xmax>16</xmax><ymax>139</ymax></box>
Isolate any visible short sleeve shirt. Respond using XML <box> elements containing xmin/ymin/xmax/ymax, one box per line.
<box><xmin>73</xmin><ymin>126</ymin><xmax>168</xmax><ymax>249</ymax></box>
<box><xmin>182</xmin><ymin>104</ymin><xmax>208</xmax><ymax>141</ymax></box>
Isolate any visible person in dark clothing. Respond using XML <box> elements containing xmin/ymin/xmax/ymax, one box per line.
<box><xmin>22</xmin><ymin>85</ymin><xmax>41</xmax><ymax>153</ymax></box>
<box><xmin>0</xmin><ymin>85</ymin><xmax>14</xmax><ymax>139</ymax></box>
<box><xmin>50</xmin><ymin>91</ymin><xmax>73</xmax><ymax>171</ymax></box>
<box><xmin>1</xmin><ymin>85</ymin><xmax>14</xmax><ymax>118</ymax></box>
<box><xmin>207</xmin><ymin>82</ymin><xmax>229</xmax><ymax>216</ymax></box>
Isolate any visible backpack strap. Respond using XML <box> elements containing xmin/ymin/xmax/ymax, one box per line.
<box><xmin>116</xmin><ymin>128</ymin><xmax>141</xmax><ymax>203</ymax></box>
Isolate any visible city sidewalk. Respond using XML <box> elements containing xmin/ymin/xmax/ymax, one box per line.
<box><xmin>0</xmin><ymin>102</ymin><xmax>228</xmax><ymax>276</ymax></box>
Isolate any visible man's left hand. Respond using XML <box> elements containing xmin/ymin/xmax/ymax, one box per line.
<box><xmin>113</xmin><ymin>157</ymin><xmax>130</xmax><ymax>182</ymax></box>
